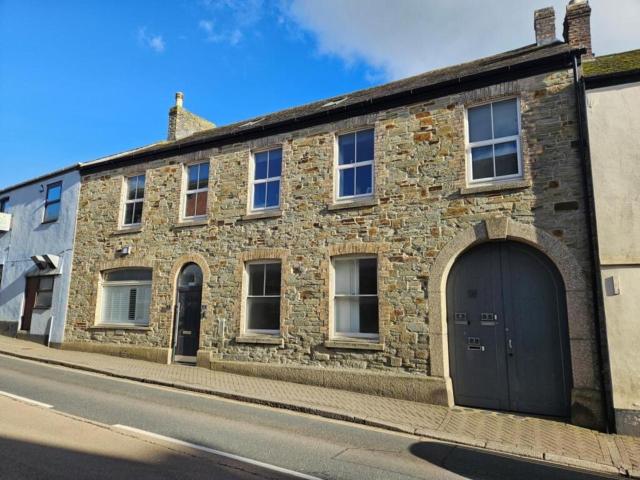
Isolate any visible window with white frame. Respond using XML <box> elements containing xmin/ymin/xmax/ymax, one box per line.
<box><xmin>251</xmin><ymin>148</ymin><xmax>281</xmax><ymax>211</ymax></box>
<box><xmin>99</xmin><ymin>269</ymin><xmax>152</xmax><ymax>326</ymax></box>
<box><xmin>333</xmin><ymin>257</ymin><xmax>379</xmax><ymax>338</ymax></box>
<box><xmin>123</xmin><ymin>174</ymin><xmax>145</xmax><ymax>226</ymax></box>
<box><xmin>337</xmin><ymin>128</ymin><xmax>374</xmax><ymax>200</ymax></box>
<box><xmin>467</xmin><ymin>98</ymin><xmax>521</xmax><ymax>182</ymax></box>
<box><xmin>34</xmin><ymin>276</ymin><xmax>54</xmax><ymax>309</ymax></box>
<box><xmin>184</xmin><ymin>162</ymin><xmax>209</xmax><ymax>218</ymax></box>
<box><xmin>245</xmin><ymin>262</ymin><xmax>281</xmax><ymax>334</ymax></box>
<box><xmin>43</xmin><ymin>182</ymin><xmax>62</xmax><ymax>223</ymax></box>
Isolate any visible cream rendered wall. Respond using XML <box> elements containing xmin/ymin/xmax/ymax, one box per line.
<box><xmin>587</xmin><ymin>81</ymin><xmax>640</xmax><ymax>435</ymax></box>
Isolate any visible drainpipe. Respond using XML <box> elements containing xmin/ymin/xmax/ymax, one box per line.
<box><xmin>571</xmin><ymin>52</ymin><xmax>613</xmax><ymax>432</ymax></box>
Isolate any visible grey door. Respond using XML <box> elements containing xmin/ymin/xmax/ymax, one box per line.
<box><xmin>173</xmin><ymin>264</ymin><xmax>203</xmax><ymax>360</ymax></box>
<box><xmin>446</xmin><ymin>241</ymin><xmax>572</xmax><ymax>417</ymax></box>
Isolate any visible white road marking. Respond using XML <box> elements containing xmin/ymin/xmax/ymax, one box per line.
<box><xmin>113</xmin><ymin>424</ymin><xmax>324</xmax><ymax>480</ymax></box>
<box><xmin>0</xmin><ymin>390</ymin><xmax>53</xmax><ymax>409</ymax></box>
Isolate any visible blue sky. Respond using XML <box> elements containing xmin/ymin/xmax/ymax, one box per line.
<box><xmin>1</xmin><ymin>0</ymin><xmax>638</xmax><ymax>189</ymax></box>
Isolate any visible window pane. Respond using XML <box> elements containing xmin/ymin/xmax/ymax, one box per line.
<box><xmin>253</xmin><ymin>183</ymin><xmax>266</xmax><ymax>209</ymax></box>
<box><xmin>101</xmin><ymin>284</ymin><xmax>150</xmax><ymax>325</ymax></box>
<box><xmin>248</xmin><ymin>264</ymin><xmax>265</xmax><ymax>296</ymax></box>
<box><xmin>355</xmin><ymin>164</ymin><xmax>373</xmax><ymax>195</ymax></box>
<box><xmin>187</xmin><ymin>165</ymin><xmax>199</xmax><ymax>191</ymax></box>
<box><xmin>494</xmin><ymin>141</ymin><xmax>519</xmax><ymax>177</ymax></box>
<box><xmin>471</xmin><ymin>145</ymin><xmax>494</xmax><ymax>180</ymax></box>
<box><xmin>266</xmin><ymin>180</ymin><xmax>280</xmax><ymax>208</ymax></box>
<box><xmin>44</xmin><ymin>202</ymin><xmax>60</xmax><ymax>222</ymax></box>
<box><xmin>358</xmin><ymin>258</ymin><xmax>377</xmax><ymax>295</ymax></box>
<box><xmin>268</xmin><ymin>149</ymin><xmax>282</xmax><ymax>177</ymax></box>
<box><xmin>356</xmin><ymin>129</ymin><xmax>374</xmax><ymax>162</ymax></box>
<box><xmin>493</xmin><ymin>99</ymin><xmax>518</xmax><ymax>138</ymax></box>
<box><xmin>35</xmin><ymin>291</ymin><xmax>53</xmax><ymax>309</ymax></box>
<box><xmin>47</xmin><ymin>184</ymin><xmax>62</xmax><ymax>202</ymax></box>
<box><xmin>264</xmin><ymin>263</ymin><xmax>281</xmax><ymax>295</ymax></box>
<box><xmin>178</xmin><ymin>264</ymin><xmax>203</xmax><ymax>288</ymax></box>
<box><xmin>359</xmin><ymin>297</ymin><xmax>379</xmax><ymax>334</ymax></box>
<box><xmin>124</xmin><ymin>203</ymin><xmax>135</xmax><ymax>225</ymax></box>
<box><xmin>339</xmin><ymin>168</ymin><xmax>355</xmax><ymax>197</ymax></box>
<box><xmin>254</xmin><ymin>152</ymin><xmax>268</xmax><ymax>180</ymax></box>
<box><xmin>127</xmin><ymin>177</ymin><xmax>138</xmax><ymax>200</ymax></box>
<box><xmin>104</xmin><ymin>269</ymin><xmax>152</xmax><ymax>282</ymax></box>
<box><xmin>334</xmin><ymin>259</ymin><xmax>354</xmax><ymax>295</ymax></box>
<box><xmin>335</xmin><ymin>297</ymin><xmax>358</xmax><ymax>333</ymax></box>
<box><xmin>132</xmin><ymin>201</ymin><xmax>143</xmax><ymax>224</ymax></box>
<box><xmin>185</xmin><ymin>193</ymin><xmax>197</xmax><ymax>217</ymax></box>
<box><xmin>195</xmin><ymin>191</ymin><xmax>208</xmax><ymax>216</ymax></box>
<box><xmin>338</xmin><ymin>133</ymin><xmax>356</xmax><ymax>165</ymax></box>
<box><xmin>468</xmin><ymin>104</ymin><xmax>492</xmax><ymax>142</ymax></box>
<box><xmin>198</xmin><ymin>163</ymin><xmax>209</xmax><ymax>189</ymax></box>
<box><xmin>39</xmin><ymin>276</ymin><xmax>54</xmax><ymax>291</ymax></box>
<box><xmin>247</xmin><ymin>297</ymin><xmax>280</xmax><ymax>330</ymax></box>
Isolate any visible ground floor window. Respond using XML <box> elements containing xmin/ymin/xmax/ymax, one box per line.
<box><xmin>34</xmin><ymin>276</ymin><xmax>54</xmax><ymax>309</ymax></box>
<box><xmin>333</xmin><ymin>256</ymin><xmax>379</xmax><ymax>338</ymax></box>
<box><xmin>99</xmin><ymin>268</ymin><xmax>152</xmax><ymax>326</ymax></box>
<box><xmin>245</xmin><ymin>261</ymin><xmax>281</xmax><ymax>334</ymax></box>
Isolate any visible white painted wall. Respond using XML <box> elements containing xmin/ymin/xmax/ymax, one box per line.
<box><xmin>587</xmin><ymin>81</ymin><xmax>640</xmax><ymax>435</ymax></box>
<box><xmin>0</xmin><ymin>169</ymin><xmax>80</xmax><ymax>344</ymax></box>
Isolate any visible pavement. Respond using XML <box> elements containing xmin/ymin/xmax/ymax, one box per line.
<box><xmin>0</xmin><ymin>335</ymin><xmax>638</xmax><ymax>478</ymax></box>
<box><xmin>0</xmin><ymin>395</ymin><xmax>300</xmax><ymax>480</ymax></box>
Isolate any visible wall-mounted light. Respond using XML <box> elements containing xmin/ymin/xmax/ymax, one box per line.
<box><xmin>116</xmin><ymin>245</ymin><xmax>132</xmax><ymax>257</ymax></box>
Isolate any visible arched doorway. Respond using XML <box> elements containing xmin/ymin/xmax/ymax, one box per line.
<box><xmin>173</xmin><ymin>263</ymin><xmax>203</xmax><ymax>363</ymax></box>
<box><xmin>446</xmin><ymin>241</ymin><xmax>572</xmax><ymax>417</ymax></box>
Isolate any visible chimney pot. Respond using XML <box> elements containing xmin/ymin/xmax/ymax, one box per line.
<box><xmin>175</xmin><ymin>91</ymin><xmax>184</xmax><ymax>108</ymax></box>
<box><xmin>563</xmin><ymin>0</ymin><xmax>593</xmax><ymax>57</ymax></box>
<box><xmin>534</xmin><ymin>7</ymin><xmax>556</xmax><ymax>46</ymax></box>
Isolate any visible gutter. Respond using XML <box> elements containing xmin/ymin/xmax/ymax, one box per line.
<box><xmin>584</xmin><ymin>68</ymin><xmax>640</xmax><ymax>90</ymax></box>
<box><xmin>571</xmin><ymin>52</ymin><xmax>614</xmax><ymax>432</ymax></box>
<box><xmin>82</xmin><ymin>49</ymin><xmax>578</xmax><ymax>175</ymax></box>
<box><xmin>0</xmin><ymin>163</ymin><xmax>80</xmax><ymax>197</ymax></box>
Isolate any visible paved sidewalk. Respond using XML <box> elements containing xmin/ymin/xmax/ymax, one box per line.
<box><xmin>0</xmin><ymin>336</ymin><xmax>638</xmax><ymax>478</ymax></box>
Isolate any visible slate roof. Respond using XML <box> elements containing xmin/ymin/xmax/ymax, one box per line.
<box><xmin>80</xmin><ymin>41</ymin><xmax>578</xmax><ymax>173</ymax></box>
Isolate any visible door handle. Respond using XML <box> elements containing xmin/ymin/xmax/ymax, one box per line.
<box><xmin>508</xmin><ymin>338</ymin><xmax>514</xmax><ymax>356</ymax></box>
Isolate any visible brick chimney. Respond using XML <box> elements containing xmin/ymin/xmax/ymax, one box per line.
<box><xmin>167</xmin><ymin>92</ymin><xmax>215</xmax><ymax>141</ymax></box>
<box><xmin>563</xmin><ymin>0</ymin><xmax>593</xmax><ymax>57</ymax></box>
<box><xmin>534</xmin><ymin>7</ymin><xmax>556</xmax><ymax>46</ymax></box>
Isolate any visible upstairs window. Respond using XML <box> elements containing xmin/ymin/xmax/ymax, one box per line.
<box><xmin>251</xmin><ymin>148</ymin><xmax>281</xmax><ymax>211</ymax></box>
<box><xmin>333</xmin><ymin>257</ymin><xmax>379</xmax><ymax>338</ymax></box>
<box><xmin>467</xmin><ymin>98</ymin><xmax>521</xmax><ymax>182</ymax></box>
<box><xmin>123</xmin><ymin>174</ymin><xmax>145</xmax><ymax>226</ymax></box>
<box><xmin>337</xmin><ymin>129</ymin><xmax>374</xmax><ymax>200</ymax></box>
<box><xmin>34</xmin><ymin>276</ymin><xmax>54</xmax><ymax>309</ymax></box>
<box><xmin>184</xmin><ymin>162</ymin><xmax>209</xmax><ymax>218</ymax></box>
<box><xmin>0</xmin><ymin>197</ymin><xmax>8</xmax><ymax>213</ymax></box>
<box><xmin>245</xmin><ymin>262</ymin><xmax>281</xmax><ymax>334</ymax></box>
<box><xmin>99</xmin><ymin>268</ymin><xmax>152</xmax><ymax>326</ymax></box>
<box><xmin>43</xmin><ymin>182</ymin><xmax>62</xmax><ymax>223</ymax></box>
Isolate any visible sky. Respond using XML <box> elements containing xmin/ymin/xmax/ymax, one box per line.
<box><xmin>0</xmin><ymin>0</ymin><xmax>638</xmax><ymax>189</ymax></box>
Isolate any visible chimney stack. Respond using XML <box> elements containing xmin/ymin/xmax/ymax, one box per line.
<box><xmin>563</xmin><ymin>0</ymin><xmax>593</xmax><ymax>57</ymax></box>
<box><xmin>534</xmin><ymin>7</ymin><xmax>556</xmax><ymax>46</ymax></box>
<box><xmin>167</xmin><ymin>92</ymin><xmax>216</xmax><ymax>141</ymax></box>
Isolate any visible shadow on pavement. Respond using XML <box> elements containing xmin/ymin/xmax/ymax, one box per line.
<box><xmin>0</xmin><ymin>435</ymin><xmax>295</xmax><ymax>480</ymax></box>
<box><xmin>409</xmin><ymin>441</ymin><xmax>617</xmax><ymax>480</ymax></box>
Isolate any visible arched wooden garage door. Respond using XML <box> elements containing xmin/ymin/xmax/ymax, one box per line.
<box><xmin>446</xmin><ymin>241</ymin><xmax>572</xmax><ymax>417</ymax></box>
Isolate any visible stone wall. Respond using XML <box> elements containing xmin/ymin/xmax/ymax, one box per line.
<box><xmin>65</xmin><ymin>70</ymin><xmax>597</xmax><ymax>385</ymax></box>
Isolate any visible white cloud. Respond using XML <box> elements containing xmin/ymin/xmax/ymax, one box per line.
<box><xmin>197</xmin><ymin>0</ymin><xmax>264</xmax><ymax>45</ymax></box>
<box><xmin>137</xmin><ymin>27</ymin><xmax>165</xmax><ymax>53</ymax></box>
<box><xmin>198</xmin><ymin>19</ymin><xmax>243</xmax><ymax>45</ymax></box>
<box><xmin>280</xmin><ymin>0</ymin><xmax>640</xmax><ymax>81</ymax></box>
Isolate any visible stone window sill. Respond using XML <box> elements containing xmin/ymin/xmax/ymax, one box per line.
<box><xmin>327</xmin><ymin>197</ymin><xmax>379</xmax><ymax>211</ymax></box>
<box><xmin>112</xmin><ymin>226</ymin><xmax>143</xmax><ymax>236</ymax></box>
<box><xmin>236</xmin><ymin>335</ymin><xmax>284</xmax><ymax>346</ymax></box>
<box><xmin>324</xmin><ymin>339</ymin><xmax>384</xmax><ymax>351</ymax></box>
<box><xmin>460</xmin><ymin>179</ymin><xmax>531</xmax><ymax>195</ymax></box>
<box><xmin>89</xmin><ymin>324</ymin><xmax>151</xmax><ymax>331</ymax></box>
<box><xmin>171</xmin><ymin>218</ymin><xmax>209</xmax><ymax>230</ymax></box>
<box><xmin>241</xmin><ymin>209</ymin><xmax>282</xmax><ymax>221</ymax></box>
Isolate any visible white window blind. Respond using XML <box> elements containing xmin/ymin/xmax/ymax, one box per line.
<box><xmin>99</xmin><ymin>269</ymin><xmax>152</xmax><ymax>325</ymax></box>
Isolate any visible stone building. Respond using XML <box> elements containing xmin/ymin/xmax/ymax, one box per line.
<box><xmin>63</xmin><ymin>2</ymin><xmax>608</xmax><ymax>429</ymax></box>
<box><xmin>583</xmin><ymin>49</ymin><xmax>640</xmax><ymax>435</ymax></box>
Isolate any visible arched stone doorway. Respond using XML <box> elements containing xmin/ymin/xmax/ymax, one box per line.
<box><xmin>446</xmin><ymin>240</ymin><xmax>572</xmax><ymax>417</ymax></box>
<box><xmin>173</xmin><ymin>263</ymin><xmax>203</xmax><ymax>363</ymax></box>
